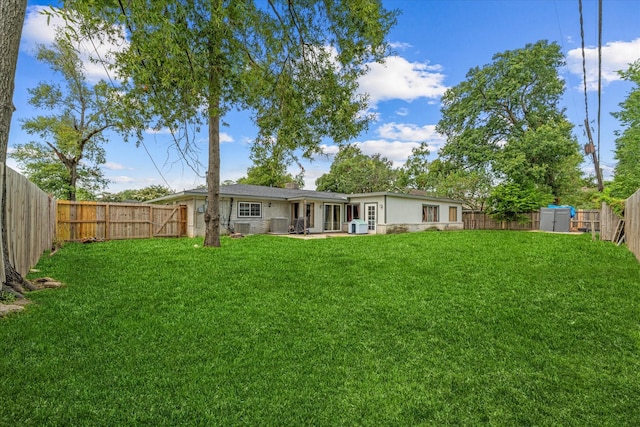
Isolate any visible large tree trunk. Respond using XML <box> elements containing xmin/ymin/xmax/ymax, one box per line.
<box><xmin>203</xmin><ymin>102</ymin><xmax>221</xmax><ymax>247</ymax></box>
<box><xmin>69</xmin><ymin>162</ymin><xmax>78</xmax><ymax>201</ymax></box>
<box><xmin>0</xmin><ymin>0</ymin><xmax>26</xmax><ymax>163</ymax></box>
<box><xmin>0</xmin><ymin>0</ymin><xmax>31</xmax><ymax>297</ymax></box>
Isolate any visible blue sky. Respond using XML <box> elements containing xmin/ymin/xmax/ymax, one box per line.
<box><xmin>8</xmin><ymin>0</ymin><xmax>640</xmax><ymax>193</ymax></box>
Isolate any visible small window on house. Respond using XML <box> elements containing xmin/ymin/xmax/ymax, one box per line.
<box><xmin>238</xmin><ymin>202</ymin><xmax>261</xmax><ymax>217</ymax></box>
<box><xmin>346</xmin><ymin>203</ymin><xmax>360</xmax><ymax>222</ymax></box>
<box><xmin>422</xmin><ymin>205</ymin><xmax>439</xmax><ymax>222</ymax></box>
<box><xmin>449</xmin><ymin>206</ymin><xmax>458</xmax><ymax>222</ymax></box>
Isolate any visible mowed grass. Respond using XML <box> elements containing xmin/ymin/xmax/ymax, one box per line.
<box><xmin>1</xmin><ymin>231</ymin><xmax>639</xmax><ymax>426</ymax></box>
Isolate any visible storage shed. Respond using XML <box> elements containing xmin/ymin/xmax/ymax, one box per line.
<box><xmin>540</xmin><ymin>207</ymin><xmax>571</xmax><ymax>232</ymax></box>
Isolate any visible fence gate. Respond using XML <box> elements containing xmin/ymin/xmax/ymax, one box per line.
<box><xmin>57</xmin><ymin>201</ymin><xmax>187</xmax><ymax>241</ymax></box>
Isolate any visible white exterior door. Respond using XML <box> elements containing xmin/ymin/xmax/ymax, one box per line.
<box><xmin>365</xmin><ymin>203</ymin><xmax>377</xmax><ymax>233</ymax></box>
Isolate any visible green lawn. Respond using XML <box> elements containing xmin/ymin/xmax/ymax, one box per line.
<box><xmin>1</xmin><ymin>231</ymin><xmax>639</xmax><ymax>426</ymax></box>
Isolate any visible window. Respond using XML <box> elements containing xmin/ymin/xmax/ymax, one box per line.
<box><xmin>449</xmin><ymin>206</ymin><xmax>458</xmax><ymax>222</ymax></box>
<box><xmin>238</xmin><ymin>202</ymin><xmax>261</xmax><ymax>217</ymax></box>
<box><xmin>346</xmin><ymin>203</ymin><xmax>360</xmax><ymax>222</ymax></box>
<box><xmin>422</xmin><ymin>205</ymin><xmax>439</xmax><ymax>222</ymax></box>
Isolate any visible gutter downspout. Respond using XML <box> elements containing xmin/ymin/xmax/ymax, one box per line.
<box><xmin>227</xmin><ymin>197</ymin><xmax>233</xmax><ymax>232</ymax></box>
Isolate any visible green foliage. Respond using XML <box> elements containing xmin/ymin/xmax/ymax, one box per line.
<box><xmin>61</xmin><ymin>0</ymin><xmax>398</xmax><ymax>245</ymax></box>
<box><xmin>396</xmin><ymin>142</ymin><xmax>431</xmax><ymax>190</ymax></box>
<box><xmin>436</xmin><ymin>40</ymin><xmax>583</xmax><ymax>210</ymax></box>
<box><xmin>237</xmin><ymin>138</ymin><xmax>303</xmax><ymax>188</ymax></box>
<box><xmin>10</xmin><ymin>34</ymin><xmax>122</xmax><ymax>200</ymax></box>
<box><xmin>0</xmin><ymin>290</ymin><xmax>17</xmax><ymax>304</ymax></box>
<box><xmin>2</xmin><ymin>233</ymin><xmax>639</xmax><ymax>424</ymax></box>
<box><xmin>100</xmin><ymin>185</ymin><xmax>173</xmax><ymax>202</ymax></box>
<box><xmin>315</xmin><ymin>144</ymin><xmax>398</xmax><ymax>193</ymax></box>
<box><xmin>11</xmin><ymin>140</ymin><xmax>107</xmax><ymax>200</ymax></box>
<box><xmin>487</xmin><ymin>182</ymin><xmax>554</xmax><ymax>222</ymax></box>
<box><xmin>611</xmin><ymin>60</ymin><xmax>640</xmax><ymax>199</ymax></box>
<box><xmin>425</xmin><ymin>159</ymin><xmax>494</xmax><ymax>210</ymax></box>
<box><xmin>594</xmin><ymin>186</ymin><xmax>626</xmax><ymax>215</ymax></box>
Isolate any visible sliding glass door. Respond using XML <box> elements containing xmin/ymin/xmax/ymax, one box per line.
<box><xmin>323</xmin><ymin>204</ymin><xmax>342</xmax><ymax>231</ymax></box>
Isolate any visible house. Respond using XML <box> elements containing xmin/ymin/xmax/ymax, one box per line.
<box><xmin>149</xmin><ymin>184</ymin><xmax>464</xmax><ymax>237</ymax></box>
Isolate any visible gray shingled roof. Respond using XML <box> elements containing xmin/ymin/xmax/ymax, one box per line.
<box><xmin>179</xmin><ymin>184</ymin><xmax>348</xmax><ymax>202</ymax></box>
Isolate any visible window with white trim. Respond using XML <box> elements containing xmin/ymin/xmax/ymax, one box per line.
<box><xmin>422</xmin><ymin>205</ymin><xmax>439</xmax><ymax>222</ymax></box>
<box><xmin>238</xmin><ymin>202</ymin><xmax>262</xmax><ymax>217</ymax></box>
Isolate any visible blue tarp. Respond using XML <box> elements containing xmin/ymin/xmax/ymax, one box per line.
<box><xmin>547</xmin><ymin>204</ymin><xmax>576</xmax><ymax>218</ymax></box>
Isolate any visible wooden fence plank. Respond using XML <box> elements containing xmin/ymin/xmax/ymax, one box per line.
<box><xmin>1</xmin><ymin>165</ymin><xmax>56</xmax><ymax>282</ymax></box>
<box><xmin>463</xmin><ymin>210</ymin><xmax>600</xmax><ymax>232</ymax></box>
<box><xmin>56</xmin><ymin>201</ymin><xmax>187</xmax><ymax>241</ymax></box>
<box><xmin>625</xmin><ymin>190</ymin><xmax>640</xmax><ymax>261</ymax></box>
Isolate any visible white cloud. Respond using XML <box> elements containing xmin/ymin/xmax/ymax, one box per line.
<box><xmin>395</xmin><ymin>108</ymin><xmax>409</xmax><ymax>116</ymax></box>
<box><xmin>319</xmin><ymin>144</ymin><xmax>340</xmax><ymax>156</ymax></box>
<box><xmin>377</xmin><ymin>122</ymin><xmax>444</xmax><ymax>145</ymax></box>
<box><xmin>389</xmin><ymin>41</ymin><xmax>412</xmax><ymax>50</ymax></box>
<box><xmin>315</xmin><ymin>122</ymin><xmax>445</xmax><ymax>167</ymax></box>
<box><xmin>358</xmin><ymin>56</ymin><xmax>448</xmax><ymax>107</ymax></box>
<box><xmin>21</xmin><ymin>5</ymin><xmax>128</xmax><ymax>84</ymax></box>
<box><xmin>354</xmin><ymin>139</ymin><xmax>420</xmax><ymax>165</ymax></box>
<box><xmin>21</xmin><ymin>6</ymin><xmax>60</xmax><ymax>50</ymax></box>
<box><xmin>567</xmin><ymin>38</ymin><xmax>640</xmax><ymax>90</ymax></box>
<box><xmin>104</xmin><ymin>162</ymin><xmax>126</xmax><ymax>170</ymax></box>
<box><xmin>110</xmin><ymin>175</ymin><xmax>136</xmax><ymax>184</ymax></box>
<box><xmin>219</xmin><ymin>132</ymin><xmax>234</xmax><ymax>143</ymax></box>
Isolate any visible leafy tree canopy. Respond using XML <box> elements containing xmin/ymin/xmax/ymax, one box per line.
<box><xmin>610</xmin><ymin>59</ymin><xmax>640</xmax><ymax>199</ymax></box>
<box><xmin>487</xmin><ymin>182</ymin><xmax>554</xmax><ymax>222</ymax></box>
<box><xmin>315</xmin><ymin>145</ymin><xmax>397</xmax><ymax>193</ymax></box>
<box><xmin>396</xmin><ymin>142</ymin><xmax>431</xmax><ymax>190</ymax></box>
<box><xmin>61</xmin><ymin>0</ymin><xmax>398</xmax><ymax>246</ymax></box>
<box><xmin>237</xmin><ymin>137</ymin><xmax>303</xmax><ymax>188</ymax></box>
<box><xmin>436</xmin><ymin>40</ymin><xmax>583</xmax><ymax>208</ymax></box>
<box><xmin>99</xmin><ymin>185</ymin><xmax>173</xmax><ymax>202</ymax></box>
<box><xmin>427</xmin><ymin>159</ymin><xmax>494</xmax><ymax>211</ymax></box>
<box><xmin>10</xmin><ymin>33</ymin><xmax>125</xmax><ymax>200</ymax></box>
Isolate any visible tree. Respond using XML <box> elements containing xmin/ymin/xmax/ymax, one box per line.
<box><xmin>1</xmin><ymin>0</ymin><xmax>36</xmax><ymax>298</ymax></box>
<box><xmin>62</xmin><ymin>0</ymin><xmax>397</xmax><ymax>247</ymax></box>
<box><xmin>396</xmin><ymin>142</ymin><xmax>432</xmax><ymax>190</ymax></box>
<box><xmin>436</xmin><ymin>40</ymin><xmax>583</xmax><ymax>207</ymax></box>
<box><xmin>100</xmin><ymin>185</ymin><xmax>173</xmax><ymax>202</ymax></box>
<box><xmin>237</xmin><ymin>138</ymin><xmax>303</xmax><ymax>188</ymax></box>
<box><xmin>487</xmin><ymin>182</ymin><xmax>553</xmax><ymax>222</ymax></box>
<box><xmin>10</xmin><ymin>35</ymin><xmax>123</xmax><ymax>201</ymax></box>
<box><xmin>427</xmin><ymin>159</ymin><xmax>493</xmax><ymax>211</ymax></box>
<box><xmin>610</xmin><ymin>59</ymin><xmax>640</xmax><ymax>199</ymax></box>
<box><xmin>315</xmin><ymin>145</ymin><xmax>397</xmax><ymax>193</ymax></box>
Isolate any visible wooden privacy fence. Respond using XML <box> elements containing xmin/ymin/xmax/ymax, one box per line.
<box><xmin>599</xmin><ymin>202</ymin><xmax>622</xmax><ymax>242</ymax></box>
<box><xmin>57</xmin><ymin>201</ymin><xmax>187</xmax><ymax>241</ymax></box>
<box><xmin>625</xmin><ymin>190</ymin><xmax>640</xmax><ymax>261</ymax></box>
<box><xmin>0</xmin><ymin>165</ymin><xmax>56</xmax><ymax>282</ymax></box>
<box><xmin>463</xmin><ymin>210</ymin><xmax>600</xmax><ymax>231</ymax></box>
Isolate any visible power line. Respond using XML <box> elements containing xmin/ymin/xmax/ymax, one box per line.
<box><xmin>578</xmin><ymin>0</ymin><xmax>604</xmax><ymax>191</ymax></box>
<box><xmin>597</xmin><ymin>0</ymin><xmax>602</xmax><ymax>171</ymax></box>
<box><xmin>553</xmin><ymin>0</ymin><xmax>578</xmax><ymax>112</ymax></box>
<box><xmin>578</xmin><ymin>0</ymin><xmax>590</xmax><ymax>125</ymax></box>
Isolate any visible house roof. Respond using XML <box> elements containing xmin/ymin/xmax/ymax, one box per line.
<box><xmin>149</xmin><ymin>184</ymin><xmax>463</xmax><ymax>205</ymax></box>
<box><xmin>149</xmin><ymin>184</ymin><xmax>349</xmax><ymax>203</ymax></box>
<box><xmin>348</xmin><ymin>191</ymin><xmax>463</xmax><ymax>204</ymax></box>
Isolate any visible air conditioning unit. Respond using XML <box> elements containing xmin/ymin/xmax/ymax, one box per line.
<box><xmin>234</xmin><ymin>223</ymin><xmax>251</xmax><ymax>234</ymax></box>
<box><xmin>270</xmin><ymin>217</ymin><xmax>288</xmax><ymax>234</ymax></box>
